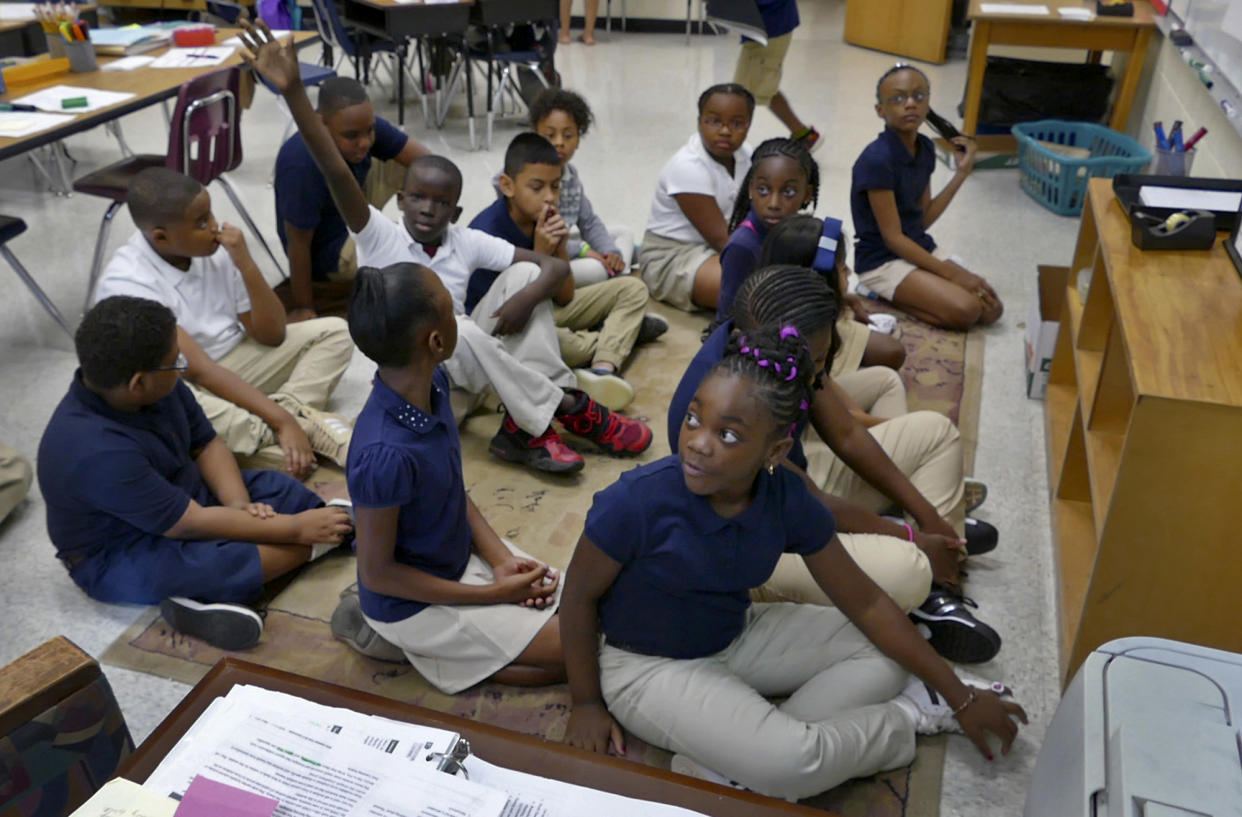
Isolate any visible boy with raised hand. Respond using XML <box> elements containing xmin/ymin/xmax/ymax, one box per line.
<box><xmin>93</xmin><ymin>167</ymin><xmax>355</xmax><ymax>481</ymax></box>
<box><xmin>240</xmin><ymin>22</ymin><xmax>652</xmax><ymax>474</ymax></box>
<box><xmin>38</xmin><ymin>296</ymin><xmax>352</xmax><ymax>651</ymax></box>
<box><xmin>275</xmin><ymin>77</ymin><xmax>430</xmax><ymax>320</ymax></box>
<box><xmin>470</xmin><ymin>132</ymin><xmax>663</xmax><ymax>411</ymax></box>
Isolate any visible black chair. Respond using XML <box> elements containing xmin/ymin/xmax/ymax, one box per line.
<box><xmin>0</xmin><ymin>216</ymin><xmax>73</xmax><ymax>337</ymax></box>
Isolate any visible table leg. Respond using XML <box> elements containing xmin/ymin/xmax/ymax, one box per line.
<box><xmin>398</xmin><ymin>42</ymin><xmax>406</xmax><ymax>127</ymax></box>
<box><xmin>1109</xmin><ymin>27</ymin><xmax>1152</xmax><ymax>133</ymax></box>
<box><xmin>962</xmin><ymin>18</ymin><xmax>990</xmax><ymax>136</ymax></box>
<box><xmin>464</xmin><ymin>37</ymin><xmax>475</xmax><ymax>150</ymax></box>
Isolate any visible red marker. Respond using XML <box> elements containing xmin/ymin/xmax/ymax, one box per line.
<box><xmin>1183</xmin><ymin>127</ymin><xmax>1208</xmax><ymax>151</ymax></box>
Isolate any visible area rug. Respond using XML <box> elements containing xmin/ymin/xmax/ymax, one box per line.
<box><xmin>103</xmin><ymin>302</ymin><xmax>977</xmax><ymax>816</ymax></box>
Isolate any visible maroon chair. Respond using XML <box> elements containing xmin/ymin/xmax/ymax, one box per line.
<box><xmin>75</xmin><ymin>66</ymin><xmax>284</xmax><ymax>310</ymax></box>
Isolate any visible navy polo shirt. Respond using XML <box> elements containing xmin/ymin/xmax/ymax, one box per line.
<box><xmin>749</xmin><ymin>0</ymin><xmax>799</xmax><ymax>40</ymax></box>
<box><xmin>465</xmin><ymin>197</ymin><xmax>532</xmax><ymax>313</ymax></box>
<box><xmin>346</xmin><ymin>368</ymin><xmax>471</xmax><ymax>623</ymax></box>
<box><xmin>38</xmin><ymin>375</ymin><xmax>216</xmax><ymax>562</ymax></box>
<box><xmin>667</xmin><ymin>319</ymin><xmax>812</xmax><ymax>471</ymax></box>
<box><xmin>715</xmin><ymin>210</ymin><xmax>768</xmax><ymax>321</ymax></box>
<box><xmin>275</xmin><ymin>116</ymin><xmax>408</xmax><ymax>280</ymax></box>
<box><xmin>586</xmin><ymin>456</ymin><xmax>834</xmax><ymax>659</ymax></box>
<box><xmin>850</xmin><ymin>128</ymin><xmax>937</xmax><ymax>273</ymax></box>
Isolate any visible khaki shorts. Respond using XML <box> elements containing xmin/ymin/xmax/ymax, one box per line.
<box><xmin>857</xmin><ymin>247</ymin><xmax>953</xmax><ymax>301</ymax></box>
<box><xmin>636</xmin><ymin>230</ymin><xmax>715</xmax><ymax>312</ymax></box>
<box><xmin>830</xmin><ymin>315</ymin><xmax>870</xmax><ymax>379</ymax></box>
<box><xmin>733</xmin><ymin>33</ymin><xmax>793</xmax><ymax>105</ymax></box>
<box><xmin>365</xmin><ymin>540</ymin><xmax>559</xmax><ymax>695</ymax></box>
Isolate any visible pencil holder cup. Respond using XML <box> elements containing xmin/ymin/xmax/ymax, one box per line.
<box><xmin>1152</xmin><ymin>147</ymin><xmax>1196</xmax><ymax>176</ymax></box>
<box><xmin>43</xmin><ymin>31</ymin><xmax>67</xmax><ymax>59</ymax></box>
<box><xmin>64</xmin><ymin>40</ymin><xmax>97</xmax><ymax>73</ymax></box>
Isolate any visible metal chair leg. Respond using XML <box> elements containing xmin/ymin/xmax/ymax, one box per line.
<box><xmin>85</xmin><ymin>201</ymin><xmax>123</xmax><ymax>313</ymax></box>
<box><xmin>105</xmin><ymin>121</ymin><xmax>135</xmax><ymax>157</ymax></box>
<box><xmin>1</xmin><ymin>246</ymin><xmax>73</xmax><ymax>337</ymax></box>
<box><xmin>215</xmin><ymin>175</ymin><xmax>285</xmax><ymax>279</ymax></box>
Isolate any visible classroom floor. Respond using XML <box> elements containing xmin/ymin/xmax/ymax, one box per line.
<box><xmin>0</xmin><ymin>2</ymin><xmax>1082</xmax><ymax>813</ymax></box>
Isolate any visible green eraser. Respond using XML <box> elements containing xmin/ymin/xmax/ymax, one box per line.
<box><xmin>61</xmin><ymin>96</ymin><xmax>88</xmax><ymax>109</ymax></box>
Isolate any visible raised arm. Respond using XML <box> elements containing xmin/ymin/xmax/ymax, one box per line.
<box><xmin>672</xmin><ymin>193</ymin><xmax>730</xmax><ymax>251</ymax></box>
<box><xmin>240</xmin><ymin>22</ymin><xmax>371</xmax><ymax>234</ymax></box>
<box><xmin>922</xmin><ymin>136</ymin><xmax>975</xmax><ymax>228</ymax></box>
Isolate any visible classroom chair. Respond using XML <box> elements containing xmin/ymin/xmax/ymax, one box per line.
<box><xmin>308</xmin><ymin>0</ymin><xmax>402</xmax><ymax>91</ymax></box>
<box><xmin>469</xmin><ymin>0</ymin><xmax>554</xmax><ymax>149</ymax></box>
<box><xmin>73</xmin><ymin>67</ymin><xmax>285</xmax><ymax>310</ymax></box>
<box><xmin>0</xmin><ymin>215</ymin><xmax>73</xmax><ymax>337</ymax></box>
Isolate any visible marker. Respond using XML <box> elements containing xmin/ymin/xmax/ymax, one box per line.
<box><xmin>1172</xmin><ymin>129</ymin><xmax>1185</xmax><ymax>151</ymax></box>
<box><xmin>1153</xmin><ymin>121</ymin><xmax>1170</xmax><ymax>150</ymax></box>
<box><xmin>0</xmin><ymin>103</ymin><xmax>39</xmax><ymax>112</ymax></box>
<box><xmin>1183</xmin><ymin>127</ymin><xmax>1208</xmax><ymax>150</ymax></box>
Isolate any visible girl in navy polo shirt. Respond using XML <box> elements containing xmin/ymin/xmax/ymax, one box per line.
<box><xmin>561</xmin><ymin>325</ymin><xmax>1024</xmax><ymax>800</ymax></box>
<box><xmin>340</xmin><ymin>262</ymin><xmax>565</xmax><ymax>693</ymax></box>
<box><xmin>850</xmin><ymin>65</ymin><xmax>1003</xmax><ymax>330</ymax></box>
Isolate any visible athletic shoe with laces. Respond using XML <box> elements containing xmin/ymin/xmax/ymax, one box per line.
<box><xmin>331</xmin><ymin>586</ymin><xmax>408</xmax><ymax>663</ymax></box>
<box><xmin>556</xmin><ymin>391</ymin><xmax>652</xmax><ymax>456</ymax></box>
<box><xmin>963</xmin><ymin>517</ymin><xmax>998</xmax><ymax>555</ymax></box>
<box><xmin>291</xmin><ymin>403</ymin><xmax>352</xmax><ymax>466</ymax></box>
<box><xmin>793</xmin><ymin>125</ymin><xmax>822</xmax><ymax>155</ymax></box>
<box><xmin>910</xmin><ymin>587</ymin><xmax>1001</xmax><ymax>664</ymax></box>
<box><xmin>159</xmin><ymin>597</ymin><xmax>263</xmax><ymax>651</ymax></box>
<box><xmin>895</xmin><ymin>674</ymin><xmax>1016</xmax><ymax>735</ymax></box>
<box><xmin>575</xmin><ymin>368</ymin><xmax>635</xmax><ymax>411</ymax></box>
<box><xmin>636</xmin><ymin>314</ymin><xmax>669</xmax><ymax>345</ymax></box>
<box><xmin>489</xmin><ymin>414</ymin><xmax>585</xmax><ymax>474</ymax></box>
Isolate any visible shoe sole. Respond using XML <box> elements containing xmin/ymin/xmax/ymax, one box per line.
<box><xmin>910</xmin><ymin>609</ymin><xmax>1001</xmax><ymax>664</ymax></box>
<box><xmin>964</xmin><ymin>481</ymin><xmax>988</xmax><ymax>514</ymax></box>
<box><xmin>574</xmin><ymin>369</ymin><xmax>635</xmax><ymax>411</ymax></box>
<box><xmin>488</xmin><ymin>442</ymin><xmax>585</xmax><ymax>474</ymax></box>
<box><xmin>159</xmin><ymin>598</ymin><xmax>262</xmax><ymax>651</ymax></box>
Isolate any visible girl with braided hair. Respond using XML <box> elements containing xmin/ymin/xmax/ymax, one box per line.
<box><xmin>561</xmin><ymin>323</ymin><xmax>1026</xmax><ymax>800</ymax></box>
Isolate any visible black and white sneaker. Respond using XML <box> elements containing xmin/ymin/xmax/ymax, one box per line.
<box><xmin>964</xmin><ymin>517</ymin><xmax>998</xmax><ymax>556</ymax></box>
<box><xmin>159</xmin><ymin>597</ymin><xmax>263</xmax><ymax>651</ymax></box>
<box><xmin>636</xmin><ymin>314</ymin><xmax>669</xmax><ymax>345</ymax></box>
<box><xmin>895</xmin><ymin>675</ymin><xmax>1016</xmax><ymax>735</ymax></box>
<box><xmin>910</xmin><ymin>588</ymin><xmax>1001</xmax><ymax>664</ymax></box>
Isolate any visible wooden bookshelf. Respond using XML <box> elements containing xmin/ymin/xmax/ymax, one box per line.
<box><xmin>1044</xmin><ymin>178</ymin><xmax>1242</xmax><ymax>686</ymax></box>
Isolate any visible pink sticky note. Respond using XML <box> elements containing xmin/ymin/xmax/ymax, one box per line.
<box><xmin>174</xmin><ymin>775</ymin><xmax>279</xmax><ymax>817</ymax></box>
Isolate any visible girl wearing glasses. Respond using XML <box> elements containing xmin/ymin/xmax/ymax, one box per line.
<box><xmin>850</xmin><ymin>66</ymin><xmax>1003</xmax><ymax>331</ymax></box>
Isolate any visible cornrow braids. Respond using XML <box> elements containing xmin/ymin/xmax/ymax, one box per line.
<box><xmin>727</xmin><ymin>137</ymin><xmax>820</xmax><ymax>235</ymax></box>
<box><xmin>734</xmin><ymin>264</ymin><xmax>840</xmax><ymax>382</ymax></box>
<box><xmin>876</xmin><ymin>64</ymin><xmax>930</xmax><ymax>101</ymax></box>
<box><xmin>714</xmin><ymin>324</ymin><xmax>817</xmax><ymax>438</ymax></box>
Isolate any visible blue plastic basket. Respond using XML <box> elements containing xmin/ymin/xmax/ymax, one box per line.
<box><xmin>1012</xmin><ymin>120</ymin><xmax>1152</xmax><ymax>216</ymax></box>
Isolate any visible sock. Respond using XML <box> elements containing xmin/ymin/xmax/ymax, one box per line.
<box><xmin>310</xmin><ymin>542</ymin><xmax>339</xmax><ymax>561</ymax></box>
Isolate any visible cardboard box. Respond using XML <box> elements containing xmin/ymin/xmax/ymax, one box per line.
<box><xmin>1026</xmin><ymin>265</ymin><xmax>1069</xmax><ymax>399</ymax></box>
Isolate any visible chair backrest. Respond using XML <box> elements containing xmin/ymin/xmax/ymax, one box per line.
<box><xmin>308</xmin><ymin>0</ymin><xmax>353</xmax><ymax>58</ymax></box>
<box><xmin>201</xmin><ymin>0</ymin><xmax>246</xmax><ymax>25</ymax></box>
<box><xmin>164</xmin><ymin>67</ymin><xmax>243</xmax><ymax>185</ymax></box>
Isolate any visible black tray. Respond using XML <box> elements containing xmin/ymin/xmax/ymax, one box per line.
<box><xmin>1112</xmin><ymin>174</ymin><xmax>1242</xmax><ymax>232</ymax></box>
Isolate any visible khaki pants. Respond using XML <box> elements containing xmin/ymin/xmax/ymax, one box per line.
<box><xmin>0</xmin><ymin>442</ymin><xmax>31</xmax><ymax>524</ymax></box>
<box><xmin>836</xmin><ymin>366</ymin><xmax>908</xmax><ymax>420</ymax></box>
<box><xmin>733</xmin><ymin>33</ymin><xmax>793</xmax><ymax>105</ymax></box>
<box><xmin>553</xmin><ymin>275</ymin><xmax>649</xmax><ymax>369</ymax></box>
<box><xmin>601</xmin><ymin>602</ymin><xmax>915</xmax><ymax>801</ymax></box>
<box><xmin>187</xmin><ymin>317</ymin><xmax>354</xmax><ymax>455</ymax></box>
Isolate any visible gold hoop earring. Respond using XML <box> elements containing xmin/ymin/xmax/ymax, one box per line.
<box><xmin>766</xmin><ymin>463</ymin><xmax>775</xmax><ymax>475</ymax></box>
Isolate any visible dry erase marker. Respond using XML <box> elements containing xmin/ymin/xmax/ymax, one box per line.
<box><xmin>61</xmin><ymin>96</ymin><xmax>88</xmax><ymax>109</ymax></box>
<box><xmin>1153</xmin><ymin>121</ymin><xmax>1170</xmax><ymax>150</ymax></box>
<box><xmin>0</xmin><ymin>103</ymin><xmax>39</xmax><ymax>112</ymax></box>
<box><xmin>1184</xmin><ymin>127</ymin><xmax>1208</xmax><ymax>150</ymax></box>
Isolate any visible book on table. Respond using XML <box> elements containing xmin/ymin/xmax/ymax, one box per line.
<box><xmin>88</xmin><ymin>27</ymin><xmax>172</xmax><ymax>56</ymax></box>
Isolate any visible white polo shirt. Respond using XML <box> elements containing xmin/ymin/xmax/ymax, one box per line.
<box><xmin>351</xmin><ymin>206</ymin><xmax>516</xmax><ymax>315</ymax></box>
<box><xmin>645</xmin><ymin>133</ymin><xmax>753</xmax><ymax>244</ymax></box>
<box><xmin>94</xmin><ymin>231</ymin><xmax>251</xmax><ymax>361</ymax></box>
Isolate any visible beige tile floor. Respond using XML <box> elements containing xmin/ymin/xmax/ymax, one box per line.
<box><xmin>0</xmin><ymin>2</ymin><xmax>1082</xmax><ymax>813</ymax></box>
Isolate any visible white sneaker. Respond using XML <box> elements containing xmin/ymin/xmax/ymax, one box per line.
<box><xmin>895</xmin><ymin>675</ymin><xmax>1015</xmax><ymax>736</ymax></box>
<box><xmin>293</xmin><ymin>404</ymin><xmax>352</xmax><ymax>466</ymax></box>
<box><xmin>574</xmin><ymin>368</ymin><xmax>635</xmax><ymax>411</ymax></box>
<box><xmin>670</xmin><ymin>754</ymin><xmax>745</xmax><ymax>790</ymax></box>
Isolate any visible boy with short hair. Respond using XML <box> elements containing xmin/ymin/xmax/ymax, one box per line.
<box><xmin>38</xmin><ymin>296</ymin><xmax>353</xmax><ymax>650</ymax></box>
<box><xmin>470</xmin><ymin>133</ymin><xmax>665</xmax><ymax>411</ymax></box>
<box><xmin>242</xmin><ymin>24</ymin><xmax>652</xmax><ymax>475</ymax></box>
<box><xmin>94</xmin><ymin>167</ymin><xmax>355</xmax><ymax>481</ymax></box>
<box><xmin>275</xmin><ymin>77</ymin><xmax>429</xmax><ymax>320</ymax></box>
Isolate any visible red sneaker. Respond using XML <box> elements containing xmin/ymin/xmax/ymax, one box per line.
<box><xmin>489</xmin><ymin>414</ymin><xmax>584</xmax><ymax>474</ymax></box>
<box><xmin>557</xmin><ymin>393</ymin><xmax>652</xmax><ymax>456</ymax></box>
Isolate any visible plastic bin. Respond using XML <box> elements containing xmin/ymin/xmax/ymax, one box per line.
<box><xmin>1013</xmin><ymin>120</ymin><xmax>1152</xmax><ymax>216</ymax></box>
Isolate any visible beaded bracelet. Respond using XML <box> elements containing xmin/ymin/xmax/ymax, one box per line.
<box><xmin>952</xmin><ymin>690</ymin><xmax>978</xmax><ymax>716</ymax></box>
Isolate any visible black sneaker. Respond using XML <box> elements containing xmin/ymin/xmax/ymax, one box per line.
<box><xmin>159</xmin><ymin>597</ymin><xmax>263</xmax><ymax>651</ymax></box>
<box><xmin>964</xmin><ymin>517</ymin><xmax>998</xmax><ymax>555</ymax></box>
<box><xmin>636</xmin><ymin>314</ymin><xmax>669</xmax><ymax>345</ymax></box>
<box><xmin>910</xmin><ymin>588</ymin><xmax>1001</xmax><ymax>664</ymax></box>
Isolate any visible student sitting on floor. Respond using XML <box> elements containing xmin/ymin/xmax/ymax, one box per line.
<box><xmin>470</xmin><ymin>133</ymin><xmax>666</xmax><ymax>411</ymax></box>
<box><xmin>561</xmin><ymin>324</ymin><xmax>1026</xmax><ymax>799</ymax></box>
<box><xmin>94</xmin><ymin>167</ymin><xmax>354</xmax><ymax>481</ymax></box>
<box><xmin>275</xmin><ymin>77</ymin><xmax>429</xmax><ymax>320</ymax></box>
<box><xmin>243</xmin><ymin>23</ymin><xmax>652</xmax><ymax>475</ymax></box>
<box><xmin>636</xmin><ymin>83</ymin><xmax>754</xmax><ymax>312</ymax></box>
<box><xmin>528</xmin><ymin>87</ymin><xmax>636</xmax><ymax>285</ymax></box>
<box><xmin>37</xmin><ymin>296</ymin><xmax>352</xmax><ymax>651</ymax></box>
<box><xmin>668</xmin><ymin>266</ymin><xmax>1002</xmax><ymax>663</ymax></box>
<box><xmin>334</xmin><ymin>263</ymin><xmax>564</xmax><ymax>692</ymax></box>
<box><xmin>851</xmin><ymin>65</ymin><xmax>1003</xmax><ymax>330</ymax></box>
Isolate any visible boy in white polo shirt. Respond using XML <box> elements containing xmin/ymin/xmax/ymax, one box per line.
<box><xmin>94</xmin><ymin>167</ymin><xmax>354</xmax><ymax>480</ymax></box>
<box><xmin>243</xmin><ymin>24</ymin><xmax>652</xmax><ymax>475</ymax></box>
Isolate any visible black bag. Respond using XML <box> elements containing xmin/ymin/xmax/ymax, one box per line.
<box><xmin>966</xmin><ymin>56</ymin><xmax>1115</xmax><ymax>127</ymax></box>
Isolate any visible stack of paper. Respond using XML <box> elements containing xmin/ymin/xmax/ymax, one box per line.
<box><xmin>148</xmin><ymin>47</ymin><xmax>235</xmax><ymax>69</ymax></box>
<box><xmin>1139</xmin><ymin>185</ymin><xmax>1242</xmax><ymax>212</ymax></box>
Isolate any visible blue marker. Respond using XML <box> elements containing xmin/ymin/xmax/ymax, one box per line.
<box><xmin>1153</xmin><ymin>121</ymin><xmax>1170</xmax><ymax>150</ymax></box>
<box><xmin>1172</xmin><ymin>129</ymin><xmax>1185</xmax><ymax>151</ymax></box>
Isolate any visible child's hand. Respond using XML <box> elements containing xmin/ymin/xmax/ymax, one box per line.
<box><xmin>534</xmin><ymin>205</ymin><xmax>568</xmax><ymax>256</ymax></box>
<box><xmin>565</xmin><ymin>702</ymin><xmax>626</xmax><ymax>756</ymax></box>
<box><xmin>292</xmin><ymin>506</ymin><xmax>353</xmax><ymax>545</ymax></box>
<box><xmin>488</xmin><ymin>564</ymin><xmax>558</xmax><ymax>605</ymax></box>
<box><xmin>950</xmin><ymin>136</ymin><xmax>978</xmax><ymax>174</ymax></box>
<box><xmin>216</xmin><ymin>223</ymin><xmax>251</xmax><ymax>266</ymax></box>
<box><xmin>238</xmin><ymin>20</ymin><xmax>302</xmax><ymax>95</ymax></box>
<box><xmin>914</xmin><ymin>531</ymin><xmax>967</xmax><ymax>586</ymax></box>
<box><xmin>843</xmin><ymin>292</ymin><xmax>871</xmax><ymax>324</ymax></box>
<box><xmin>955</xmin><ymin>689</ymin><xmax>1028</xmax><ymax>761</ymax></box>
<box><xmin>491</xmin><ymin>290</ymin><xmax>539</xmax><ymax>336</ymax></box>
<box><xmin>274</xmin><ymin>420</ymin><xmax>316</xmax><ymax>480</ymax></box>
<box><xmin>242</xmin><ymin>502</ymin><xmax>276</xmax><ymax>519</ymax></box>
<box><xmin>493</xmin><ymin>559</ymin><xmax>560</xmax><ymax>608</ymax></box>
<box><xmin>587</xmin><ymin>250</ymin><xmax>627</xmax><ymax>275</ymax></box>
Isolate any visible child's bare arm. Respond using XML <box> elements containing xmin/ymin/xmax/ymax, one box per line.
<box><xmin>164</xmin><ymin>498</ymin><xmax>351</xmax><ymax>544</ymax></box>
<box><xmin>922</xmin><ymin>136</ymin><xmax>976</xmax><ymax>228</ymax></box>
<box><xmin>283</xmin><ymin>222</ymin><xmax>318</xmax><ymax>319</ymax></box>
<box><xmin>240</xmin><ymin>22</ymin><xmax>371</xmax><ymax>234</ymax></box>
<box><xmin>217</xmin><ymin>223</ymin><xmax>287</xmax><ymax>346</ymax></box>
<box><xmin>195</xmin><ymin>436</ymin><xmax>252</xmax><ymax>508</ymax></box>
<box><xmin>491</xmin><ymin>248</ymin><xmax>573</xmax><ymax>334</ymax></box>
<box><xmin>672</xmin><ymin>193</ymin><xmax>731</xmax><ymax>251</ymax></box>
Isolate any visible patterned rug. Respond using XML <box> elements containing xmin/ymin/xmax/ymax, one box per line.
<box><xmin>103</xmin><ymin>301</ymin><xmax>980</xmax><ymax>816</ymax></box>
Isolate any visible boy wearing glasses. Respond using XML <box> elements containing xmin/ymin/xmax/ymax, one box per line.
<box><xmin>850</xmin><ymin>66</ymin><xmax>1003</xmax><ymax>330</ymax></box>
<box><xmin>94</xmin><ymin>168</ymin><xmax>355</xmax><ymax>481</ymax></box>
<box><xmin>38</xmin><ymin>296</ymin><xmax>353</xmax><ymax>650</ymax></box>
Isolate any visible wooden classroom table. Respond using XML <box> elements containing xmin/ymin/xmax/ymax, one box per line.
<box><xmin>963</xmin><ymin>0</ymin><xmax>1155</xmax><ymax>151</ymax></box>
<box><xmin>0</xmin><ymin>28</ymin><xmax>317</xmax><ymax>161</ymax></box>
<box><xmin>118</xmin><ymin>658</ymin><xmax>831</xmax><ymax>817</ymax></box>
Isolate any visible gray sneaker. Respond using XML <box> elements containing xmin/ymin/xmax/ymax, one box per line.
<box><xmin>330</xmin><ymin>588</ymin><xmax>407</xmax><ymax>663</ymax></box>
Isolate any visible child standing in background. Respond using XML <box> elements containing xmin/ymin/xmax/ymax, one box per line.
<box><xmin>637</xmin><ymin>84</ymin><xmax>754</xmax><ymax>312</ymax></box>
<box><xmin>733</xmin><ymin>0</ymin><xmax>820</xmax><ymax>151</ymax></box>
